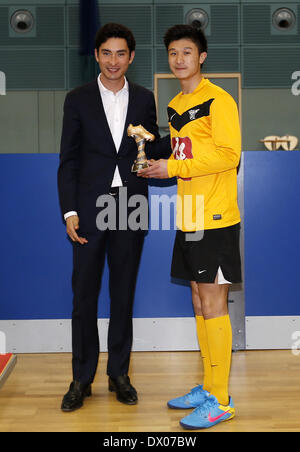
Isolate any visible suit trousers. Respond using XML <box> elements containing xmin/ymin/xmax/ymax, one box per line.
<box><xmin>71</xmin><ymin>207</ymin><xmax>145</xmax><ymax>384</ymax></box>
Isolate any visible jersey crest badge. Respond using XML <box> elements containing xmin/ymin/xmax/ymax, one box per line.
<box><xmin>188</xmin><ymin>109</ymin><xmax>200</xmax><ymax>121</ymax></box>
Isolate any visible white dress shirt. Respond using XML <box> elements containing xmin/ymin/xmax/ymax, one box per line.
<box><xmin>64</xmin><ymin>74</ymin><xmax>129</xmax><ymax>221</ymax></box>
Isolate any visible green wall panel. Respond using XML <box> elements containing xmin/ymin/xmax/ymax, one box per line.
<box><xmin>67</xmin><ymin>5</ymin><xmax>79</xmax><ymax>47</ymax></box>
<box><xmin>127</xmin><ymin>47</ymin><xmax>153</xmax><ymax>89</ymax></box>
<box><xmin>100</xmin><ymin>5</ymin><xmax>153</xmax><ymax>46</ymax></box>
<box><xmin>38</xmin><ymin>92</ymin><xmax>55</xmax><ymax>153</ymax></box>
<box><xmin>68</xmin><ymin>48</ymin><xmax>99</xmax><ymax>89</ymax></box>
<box><xmin>0</xmin><ymin>90</ymin><xmax>65</xmax><ymax>154</ymax></box>
<box><xmin>0</xmin><ymin>49</ymin><xmax>66</xmax><ymax>90</ymax></box>
<box><xmin>0</xmin><ymin>91</ymin><xmax>38</xmax><ymax>153</ymax></box>
<box><xmin>154</xmin><ymin>0</ymin><xmax>239</xmax><ymax>3</ymax></box>
<box><xmin>242</xmin><ymin>3</ymin><xmax>300</xmax><ymax>44</ymax></box>
<box><xmin>243</xmin><ymin>46</ymin><xmax>300</xmax><ymax>88</ymax></box>
<box><xmin>0</xmin><ymin>1</ymin><xmax>299</xmax><ymax>155</ymax></box>
<box><xmin>240</xmin><ymin>0</ymin><xmax>297</xmax><ymax>3</ymax></box>
<box><xmin>155</xmin><ymin>47</ymin><xmax>168</xmax><ymax>73</ymax></box>
<box><xmin>155</xmin><ymin>3</ymin><xmax>240</xmax><ymax>45</ymax></box>
<box><xmin>68</xmin><ymin>4</ymin><xmax>153</xmax><ymax>48</ymax></box>
<box><xmin>0</xmin><ymin>0</ymin><xmax>65</xmax><ymax>4</ymax></box>
<box><xmin>205</xmin><ymin>47</ymin><xmax>240</xmax><ymax>72</ymax></box>
<box><xmin>242</xmin><ymin>88</ymin><xmax>300</xmax><ymax>150</ymax></box>
<box><xmin>155</xmin><ymin>4</ymin><xmax>184</xmax><ymax>45</ymax></box>
<box><xmin>38</xmin><ymin>91</ymin><xmax>65</xmax><ymax>153</ymax></box>
<box><xmin>53</xmin><ymin>91</ymin><xmax>66</xmax><ymax>153</ymax></box>
<box><xmin>0</xmin><ymin>6</ymin><xmax>65</xmax><ymax>46</ymax></box>
<box><xmin>209</xmin><ymin>4</ymin><xmax>240</xmax><ymax>44</ymax></box>
<box><xmin>67</xmin><ymin>0</ymin><xmax>152</xmax><ymax>3</ymax></box>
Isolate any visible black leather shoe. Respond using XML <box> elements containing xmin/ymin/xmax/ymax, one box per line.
<box><xmin>108</xmin><ymin>375</ymin><xmax>138</xmax><ymax>405</ymax></box>
<box><xmin>61</xmin><ymin>381</ymin><xmax>92</xmax><ymax>412</ymax></box>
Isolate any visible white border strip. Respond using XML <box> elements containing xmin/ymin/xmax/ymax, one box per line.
<box><xmin>1</xmin><ymin>316</ymin><xmax>299</xmax><ymax>353</ymax></box>
<box><xmin>245</xmin><ymin>316</ymin><xmax>300</xmax><ymax>350</ymax></box>
<box><xmin>0</xmin><ymin>318</ymin><xmax>199</xmax><ymax>353</ymax></box>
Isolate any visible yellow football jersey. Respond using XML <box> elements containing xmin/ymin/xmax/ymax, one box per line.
<box><xmin>167</xmin><ymin>77</ymin><xmax>241</xmax><ymax>231</ymax></box>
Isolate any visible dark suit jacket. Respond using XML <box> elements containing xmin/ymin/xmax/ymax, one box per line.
<box><xmin>58</xmin><ymin>79</ymin><xmax>171</xmax><ymax>233</ymax></box>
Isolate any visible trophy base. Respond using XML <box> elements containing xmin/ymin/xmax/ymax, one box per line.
<box><xmin>131</xmin><ymin>160</ymin><xmax>149</xmax><ymax>173</ymax></box>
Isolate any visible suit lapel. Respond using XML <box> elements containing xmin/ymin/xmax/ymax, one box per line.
<box><xmin>118</xmin><ymin>81</ymin><xmax>137</xmax><ymax>156</ymax></box>
<box><xmin>88</xmin><ymin>79</ymin><xmax>117</xmax><ymax>153</ymax></box>
<box><xmin>88</xmin><ymin>79</ymin><xmax>137</xmax><ymax>156</ymax></box>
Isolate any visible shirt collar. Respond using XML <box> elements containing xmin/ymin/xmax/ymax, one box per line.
<box><xmin>97</xmin><ymin>74</ymin><xmax>129</xmax><ymax>95</ymax></box>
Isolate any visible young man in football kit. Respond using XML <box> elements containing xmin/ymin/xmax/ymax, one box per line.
<box><xmin>138</xmin><ymin>24</ymin><xmax>242</xmax><ymax>429</ymax></box>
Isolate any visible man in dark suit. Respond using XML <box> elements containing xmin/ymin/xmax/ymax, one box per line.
<box><xmin>58</xmin><ymin>23</ymin><xmax>170</xmax><ymax>411</ymax></box>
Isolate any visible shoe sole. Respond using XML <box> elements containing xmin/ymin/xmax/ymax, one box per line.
<box><xmin>167</xmin><ymin>402</ymin><xmax>196</xmax><ymax>410</ymax></box>
<box><xmin>61</xmin><ymin>402</ymin><xmax>84</xmax><ymax>412</ymax></box>
<box><xmin>180</xmin><ymin>413</ymin><xmax>235</xmax><ymax>430</ymax></box>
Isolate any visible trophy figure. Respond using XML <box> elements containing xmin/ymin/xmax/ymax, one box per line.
<box><xmin>127</xmin><ymin>124</ymin><xmax>155</xmax><ymax>172</ymax></box>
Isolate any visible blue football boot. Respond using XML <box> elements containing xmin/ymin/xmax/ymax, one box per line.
<box><xmin>167</xmin><ymin>385</ymin><xmax>209</xmax><ymax>409</ymax></box>
<box><xmin>180</xmin><ymin>394</ymin><xmax>235</xmax><ymax>429</ymax></box>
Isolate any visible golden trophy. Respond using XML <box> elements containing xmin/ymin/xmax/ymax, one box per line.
<box><xmin>127</xmin><ymin>124</ymin><xmax>155</xmax><ymax>172</ymax></box>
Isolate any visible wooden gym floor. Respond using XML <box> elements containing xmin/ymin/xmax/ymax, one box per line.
<box><xmin>0</xmin><ymin>350</ymin><xmax>299</xmax><ymax>432</ymax></box>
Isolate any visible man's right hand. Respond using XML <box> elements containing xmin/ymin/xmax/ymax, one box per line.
<box><xmin>66</xmin><ymin>215</ymin><xmax>88</xmax><ymax>245</ymax></box>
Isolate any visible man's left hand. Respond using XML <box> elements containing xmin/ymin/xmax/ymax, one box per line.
<box><xmin>138</xmin><ymin>159</ymin><xmax>169</xmax><ymax>179</ymax></box>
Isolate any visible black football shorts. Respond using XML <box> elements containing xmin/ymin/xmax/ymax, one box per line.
<box><xmin>171</xmin><ymin>223</ymin><xmax>242</xmax><ymax>284</ymax></box>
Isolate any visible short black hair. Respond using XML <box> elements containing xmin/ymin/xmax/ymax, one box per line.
<box><xmin>164</xmin><ymin>24</ymin><xmax>207</xmax><ymax>55</ymax></box>
<box><xmin>95</xmin><ymin>23</ymin><xmax>136</xmax><ymax>55</ymax></box>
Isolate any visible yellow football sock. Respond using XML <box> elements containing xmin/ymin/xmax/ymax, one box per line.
<box><xmin>205</xmin><ymin>314</ymin><xmax>232</xmax><ymax>406</ymax></box>
<box><xmin>195</xmin><ymin>315</ymin><xmax>212</xmax><ymax>393</ymax></box>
